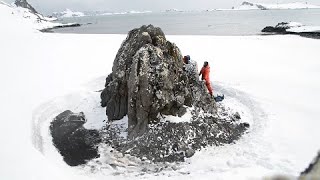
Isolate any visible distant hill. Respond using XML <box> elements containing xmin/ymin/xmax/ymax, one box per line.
<box><xmin>52</xmin><ymin>9</ymin><xmax>85</xmax><ymax>18</ymax></box>
<box><xmin>239</xmin><ymin>1</ymin><xmax>320</xmax><ymax>10</ymax></box>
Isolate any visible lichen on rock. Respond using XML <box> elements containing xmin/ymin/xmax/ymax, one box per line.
<box><xmin>101</xmin><ymin>24</ymin><xmax>216</xmax><ymax>139</ymax></box>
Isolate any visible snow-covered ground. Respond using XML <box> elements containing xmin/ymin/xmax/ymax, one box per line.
<box><xmin>1</xmin><ymin>2</ymin><xmax>320</xmax><ymax>180</ymax></box>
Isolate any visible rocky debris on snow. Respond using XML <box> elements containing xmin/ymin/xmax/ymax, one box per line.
<box><xmin>262</xmin><ymin>22</ymin><xmax>320</xmax><ymax>39</ymax></box>
<box><xmin>101</xmin><ymin>24</ymin><xmax>216</xmax><ymax>139</ymax></box>
<box><xmin>14</xmin><ymin>0</ymin><xmax>37</xmax><ymax>14</ymax></box>
<box><xmin>50</xmin><ymin>110</ymin><xmax>101</xmax><ymax>166</ymax></box>
<box><xmin>102</xmin><ymin>111</ymin><xmax>249</xmax><ymax>162</ymax></box>
<box><xmin>300</xmin><ymin>151</ymin><xmax>320</xmax><ymax>179</ymax></box>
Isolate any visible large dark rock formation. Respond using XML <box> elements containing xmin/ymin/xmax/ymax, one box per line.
<box><xmin>101</xmin><ymin>25</ymin><xmax>215</xmax><ymax>139</ymax></box>
<box><xmin>15</xmin><ymin>0</ymin><xmax>38</xmax><ymax>14</ymax></box>
<box><xmin>50</xmin><ymin>110</ymin><xmax>101</xmax><ymax>166</ymax></box>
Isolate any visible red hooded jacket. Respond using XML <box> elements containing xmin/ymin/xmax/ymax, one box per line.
<box><xmin>200</xmin><ymin>65</ymin><xmax>210</xmax><ymax>81</ymax></box>
<box><xmin>199</xmin><ymin>65</ymin><xmax>213</xmax><ymax>95</ymax></box>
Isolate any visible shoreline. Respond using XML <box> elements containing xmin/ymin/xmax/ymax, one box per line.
<box><xmin>40</xmin><ymin>23</ymin><xmax>81</xmax><ymax>33</ymax></box>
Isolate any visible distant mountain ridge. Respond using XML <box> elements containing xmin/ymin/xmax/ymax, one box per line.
<box><xmin>239</xmin><ymin>1</ymin><xmax>320</xmax><ymax>10</ymax></box>
<box><xmin>52</xmin><ymin>9</ymin><xmax>85</xmax><ymax>18</ymax></box>
<box><xmin>241</xmin><ymin>1</ymin><xmax>267</xmax><ymax>10</ymax></box>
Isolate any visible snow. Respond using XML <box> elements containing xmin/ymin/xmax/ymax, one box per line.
<box><xmin>53</xmin><ymin>8</ymin><xmax>85</xmax><ymax>18</ymax></box>
<box><xmin>288</xmin><ymin>24</ymin><xmax>320</xmax><ymax>33</ymax></box>
<box><xmin>274</xmin><ymin>21</ymin><xmax>320</xmax><ymax>33</ymax></box>
<box><xmin>0</xmin><ymin>1</ymin><xmax>76</xmax><ymax>30</ymax></box>
<box><xmin>261</xmin><ymin>2</ymin><xmax>320</xmax><ymax>10</ymax></box>
<box><xmin>159</xmin><ymin>107</ymin><xmax>193</xmax><ymax>123</ymax></box>
<box><xmin>1</xmin><ymin>2</ymin><xmax>320</xmax><ymax>180</ymax></box>
<box><xmin>218</xmin><ymin>1</ymin><xmax>320</xmax><ymax>11</ymax></box>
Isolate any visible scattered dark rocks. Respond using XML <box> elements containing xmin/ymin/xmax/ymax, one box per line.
<box><xmin>50</xmin><ymin>110</ymin><xmax>101</xmax><ymax>166</ymax></box>
<box><xmin>102</xmin><ymin>111</ymin><xmax>249</xmax><ymax>163</ymax></box>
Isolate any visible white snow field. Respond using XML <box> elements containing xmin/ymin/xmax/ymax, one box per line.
<box><xmin>1</xmin><ymin>3</ymin><xmax>320</xmax><ymax>180</ymax></box>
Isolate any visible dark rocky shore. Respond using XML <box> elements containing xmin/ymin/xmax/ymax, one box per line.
<box><xmin>40</xmin><ymin>23</ymin><xmax>81</xmax><ymax>33</ymax></box>
<box><xmin>262</xmin><ymin>22</ymin><xmax>320</xmax><ymax>39</ymax></box>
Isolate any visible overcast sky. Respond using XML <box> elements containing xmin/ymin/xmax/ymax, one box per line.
<box><xmin>5</xmin><ymin>0</ymin><xmax>320</xmax><ymax>14</ymax></box>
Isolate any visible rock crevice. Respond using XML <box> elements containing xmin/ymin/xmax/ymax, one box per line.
<box><xmin>101</xmin><ymin>25</ymin><xmax>215</xmax><ymax>139</ymax></box>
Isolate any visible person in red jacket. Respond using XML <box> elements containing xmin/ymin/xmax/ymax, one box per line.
<box><xmin>199</xmin><ymin>61</ymin><xmax>213</xmax><ymax>96</ymax></box>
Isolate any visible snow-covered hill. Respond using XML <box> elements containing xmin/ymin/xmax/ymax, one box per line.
<box><xmin>260</xmin><ymin>2</ymin><xmax>320</xmax><ymax>10</ymax></box>
<box><xmin>0</xmin><ymin>2</ymin><xmax>80</xmax><ymax>31</ymax></box>
<box><xmin>216</xmin><ymin>1</ymin><xmax>320</xmax><ymax>11</ymax></box>
<box><xmin>52</xmin><ymin>8</ymin><xmax>85</xmax><ymax>18</ymax></box>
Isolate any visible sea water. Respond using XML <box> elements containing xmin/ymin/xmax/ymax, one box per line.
<box><xmin>53</xmin><ymin>9</ymin><xmax>320</xmax><ymax>35</ymax></box>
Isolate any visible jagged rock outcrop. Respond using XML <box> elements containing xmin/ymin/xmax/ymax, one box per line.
<box><xmin>50</xmin><ymin>110</ymin><xmax>101</xmax><ymax>166</ymax></box>
<box><xmin>101</xmin><ymin>25</ymin><xmax>216</xmax><ymax>139</ymax></box>
<box><xmin>15</xmin><ymin>0</ymin><xmax>38</xmax><ymax>14</ymax></box>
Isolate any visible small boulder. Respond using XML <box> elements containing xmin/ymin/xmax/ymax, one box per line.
<box><xmin>50</xmin><ymin>110</ymin><xmax>101</xmax><ymax>166</ymax></box>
